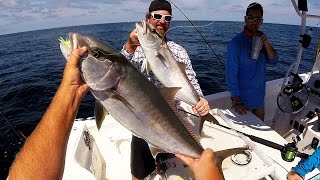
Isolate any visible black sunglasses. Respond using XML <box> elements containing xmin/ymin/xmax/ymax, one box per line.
<box><xmin>151</xmin><ymin>13</ymin><xmax>173</xmax><ymax>22</ymax></box>
<box><xmin>246</xmin><ymin>16</ymin><xmax>263</xmax><ymax>23</ymax></box>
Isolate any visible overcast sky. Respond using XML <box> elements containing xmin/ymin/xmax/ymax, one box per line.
<box><xmin>1</xmin><ymin>0</ymin><xmax>319</xmax><ymax>35</ymax></box>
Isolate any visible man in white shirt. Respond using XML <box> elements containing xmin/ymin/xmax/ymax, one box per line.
<box><xmin>121</xmin><ymin>0</ymin><xmax>211</xmax><ymax>179</ymax></box>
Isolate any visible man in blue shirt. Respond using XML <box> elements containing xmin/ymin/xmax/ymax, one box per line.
<box><xmin>287</xmin><ymin>148</ymin><xmax>320</xmax><ymax>180</ymax></box>
<box><xmin>226</xmin><ymin>2</ymin><xmax>278</xmax><ymax>120</ymax></box>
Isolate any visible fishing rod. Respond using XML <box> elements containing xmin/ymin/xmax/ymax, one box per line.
<box><xmin>168</xmin><ymin>0</ymin><xmax>225</xmax><ymax>70</ymax></box>
<box><xmin>0</xmin><ymin>107</ymin><xmax>27</xmax><ymax>141</ymax></box>
<box><xmin>178</xmin><ymin>109</ymin><xmax>309</xmax><ymax>161</ymax></box>
<box><xmin>215</xmin><ymin>123</ymin><xmax>309</xmax><ymax>161</ymax></box>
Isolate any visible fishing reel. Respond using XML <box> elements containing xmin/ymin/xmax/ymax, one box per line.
<box><xmin>277</xmin><ymin>72</ymin><xmax>309</xmax><ymax>114</ymax></box>
<box><xmin>215</xmin><ymin>123</ymin><xmax>310</xmax><ymax>163</ymax></box>
<box><xmin>281</xmin><ymin>136</ymin><xmax>309</xmax><ymax>162</ymax></box>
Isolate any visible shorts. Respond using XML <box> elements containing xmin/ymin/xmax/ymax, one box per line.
<box><xmin>130</xmin><ymin>135</ymin><xmax>156</xmax><ymax>179</ymax></box>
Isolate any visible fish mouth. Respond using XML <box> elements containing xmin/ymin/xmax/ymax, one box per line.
<box><xmin>69</xmin><ymin>32</ymin><xmax>78</xmax><ymax>51</ymax></box>
<box><xmin>59</xmin><ymin>32</ymin><xmax>119</xmax><ymax>91</ymax></box>
<box><xmin>65</xmin><ymin>33</ymin><xmax>101</xmax><ymax>89</ymax></box>
<box><xmin>68</xmin><ymin>32</ymin><xmax>90</xmax><ymax>51</ymax></box>
<box><xmin>59</xmin><ymin>32</ymin><xmax>80</xmax><ymax>61</ymax></box>
<box><xmin>71</xmin><ymin>33</ymin><xmax>119</xmax><ymax>91</ymax></box>
<box><xmin>136</xmin><ymin>20</ymin><xmax>148</xmax><ymax>35</ymax></box>
<box><xmin>136</xmin><ymin>20</ymin><xmax>163</xmax><ymax>40</ymax></box>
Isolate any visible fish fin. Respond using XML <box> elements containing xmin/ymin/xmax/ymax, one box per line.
<box><xmin>159</xmin><ymin>87</ymin><xmax>202</xmax><ymax>147</ymax></box>
<box><xmin>199</xmin><ymin>113</ymin><xmax>220</xmax><ymax>134</ymax></box>
<box><xmin>94</xmin><ymin>100</ymin><xmax>108</xmax><ymax>129</ymax></box>
<box><xmin>204</xmin><ymin>113</ymin><xmax>220</xmax><ymax>125</ymax></box>
<box><xmin>159</xmin><ymin>87</ymin><xmax>181</xmax><ymax>110</ymax></box>
<box><xmin>156</xmin><ymin>51</ymin><xmax>169</xmax><ymax>69</ymax></box>
<box><xmin>199</xmin><ymin>117</ymin><xmax>205</xmax><ymax>136</ymax></box>
<box><xmin>176</xmin><ymin>61</ymin><xmax>202</xmax><ymax>99</ymax></box>
<box><xmin>177</xmin><ymin>62</ymin><xmax>188</xmax><ymax>77</ymax></box>
<box><xmin>112</xmin><ymin>90</ymin><xmax>135</xmax><ymax>110</ymax></box>
<box><xmin>176</xmin><ymin>110</ymin><xmax>202</xmax><ymax>146</ymax></box>
<box><xmin>148</xmin><ymin>144</ymin><xmax>166</xmax><ymax>158</ymax></box>
<box><xmin>141</xmin><ymin>57</ymin><xmax>151</xmax><ymax>74</ymax></box>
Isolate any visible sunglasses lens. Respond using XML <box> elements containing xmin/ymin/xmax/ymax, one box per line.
<box><xmin>152</xmin><ymin>13</ymin><xmax>172</xmax><ymax>22</ymax></box>
<box><xmin>247</xmin><ymin>16</ymin><xmax>254</xmax><ymax>21</ymax></box>
<box><xmin>153</xmin><ymin>13</ymin><xmax>162</xmax><ymax>20</ymax></box>
<box><xmin>247</xmin><ymin>16</ymin><xmax>262</xmax><ymax>23</ymax></box>
<box><xmin>164</xmin><ymin>16</ymin><xmax>172</xmax><ymax>22</ymax></box>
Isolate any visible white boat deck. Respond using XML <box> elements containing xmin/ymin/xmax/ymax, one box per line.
<box><xmin>62</xmin><ymin>106</ymin><xmax>320</xmax><ymax>180</ymax></box>
<box><xmin>61</xmin><ymin>2</ymin><xmax>320</xmax><ymax>178</ymax></box>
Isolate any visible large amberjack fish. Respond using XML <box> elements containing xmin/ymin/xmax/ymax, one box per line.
<box><xmin>136</xmin><ymin>20</ymin><xmax>220</xmax><ymax>129</ymax></box>
<box><xmin>59</xmin><ymin>32</ymin><xmax>204</xmax><ymax>157</ymax></box>
<box><xmin>59</xmin><ymin>33</ymin><xmax>250</xmax><ymax>179</ymax></box>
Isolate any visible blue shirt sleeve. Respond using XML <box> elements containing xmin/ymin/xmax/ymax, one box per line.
<box><xmin>294</xmin><ymin>148</ymin><xmax>320</xmax><ymax>177</ymax></box>
<box><xmin>226</xmin><ymin>39</ymin><xmax>240</xmax><ymax>97</ymax></box>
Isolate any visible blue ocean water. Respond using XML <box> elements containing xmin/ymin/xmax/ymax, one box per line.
<box><xmin>0</xmin><ymin>21</ymin><xmax>318</xmax><ymax>178</ymax></box>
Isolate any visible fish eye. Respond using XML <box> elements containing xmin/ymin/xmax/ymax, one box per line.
<box><xmin>91</xmin><ymin>48</ymin><xmax>115</xmax><ymax>62</ymax></box>
<box><xmin>92</xmin><ymin>49</ymin><xmax>101</xmax><ymax>58</ymax></box>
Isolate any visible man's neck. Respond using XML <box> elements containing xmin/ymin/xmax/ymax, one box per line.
<box><xmin>243</xmin><ymin>26</ymin><xmax>255</xmax><ymax>38</ymax></box>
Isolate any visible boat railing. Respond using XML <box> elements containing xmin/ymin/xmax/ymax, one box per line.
<box><xmin>272</xmin><ymin>0</ymin><xmax>320</xmax><ymax>122</ymax></box>
<box><xmin>289</xmin><ymin>0</ymin><xmax>320</xmax><ymax>77</ymax></box>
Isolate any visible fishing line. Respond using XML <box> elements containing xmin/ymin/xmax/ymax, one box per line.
<box><xmin>167</xmin><ymin>0</ymin><xmax>225</xmax><ymax>70</ymax></box>
<box><xmin>164</xmin><ymin>21</ymin><xmax>216</xmax><ymax>36</ymax></box>
<box><xmin>264</xmin><ymin>151</ymin><xmax>289</xmax><ymax>173</ymax></box>
<box><xmin>0</xmin><ymin>107</ymin><xmax>27</xmax><ymax>141</ymax></box>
